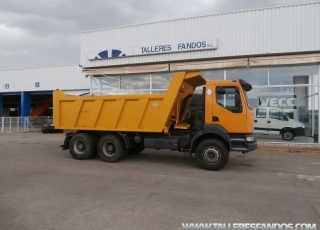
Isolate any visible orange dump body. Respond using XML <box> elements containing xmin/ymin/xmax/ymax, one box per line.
<box><xmin>53</xmin><ymin>72</ymin><xmax>206</xmax><ymax>133</ymax></box>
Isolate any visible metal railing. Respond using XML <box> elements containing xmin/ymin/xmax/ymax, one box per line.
<box><xmin>0</xmin><ymin>116</ymin><xmax>52</xmax><ymax>134</ymax></box>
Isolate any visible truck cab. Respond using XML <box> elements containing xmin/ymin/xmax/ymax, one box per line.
<box><xmin>253</xmin><ymin>106</ymin><xmax>305</xmax><ymax>140</ymax></box>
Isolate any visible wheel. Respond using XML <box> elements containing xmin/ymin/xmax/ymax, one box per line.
<box><xmin>282</xmin><ymin>130</ymin><xmax>294</xmax><ymax>140</ymax></box>
<box><xmin>97</xmin><ymin>134</ymin><xmax>126</xmax><ymax>163</ymax></box>
<box><xmin>69</xmin><ymin>133</ymin><xmax>96</xmax><ymax>160</ymax></box>
<box><xmin>128</xmin><ymin>144</ymin><xmax>145</xmax><ymax>155</ymax></box>
<box><xmin>195</xmin><ymin>139</ymin><xmax>229</xmax><ymax>171</ymax></box>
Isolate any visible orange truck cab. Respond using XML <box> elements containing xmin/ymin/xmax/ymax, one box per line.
<box><xmin>54</xmin><ymin>71</ymin><xmax>256</xmax><ymax>170</ymax></box>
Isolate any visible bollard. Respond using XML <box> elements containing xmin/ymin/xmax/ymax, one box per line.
<box><xmin>314</xmin><ymin>133</ymin><xmax>318</xmax><ymax>143</ymax></box>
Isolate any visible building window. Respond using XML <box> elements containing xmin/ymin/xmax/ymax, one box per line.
<box><xmin>151</xmin><ymin>72</ymin><xmax>172</xmax><ymax>94</ymax></box>
<box><xmin>91</xmin><ymin>75</ymin><xmax>120</xmax><ymax>95</ymax></box>
<box><xmin>269</xmin><ymin>65</ymin><xmax>318</xmax><ymax>93</ymax></box>
<box><xmin>120</xmin><ymin>74</ymin><xmax>150</xmax><ymax>93</ymax></box>
<box><xmin>202</xmin><ymin>70</ymin><xmax>224</xmax><ymax>80</ymax></box>
<box><xmin>91</xmin><ymin>72</ymin><xmax>172</xmax><ymax>95</ymax></box>
<box><xmin>226</xmin><ymin>67</ymin><xmax>268</xmax><ymax>87</ymax></box>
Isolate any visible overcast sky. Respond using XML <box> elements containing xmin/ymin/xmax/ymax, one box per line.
<box><xmin>0</xmin><ymin>0</ymin><xmax>316</xmax><ymax>70</ymax></box>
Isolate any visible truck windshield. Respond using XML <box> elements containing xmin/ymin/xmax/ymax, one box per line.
<box><xmin>242</xmin><ymin>88</ymin><xmax>252</xmax><ymax>110</ymax></box>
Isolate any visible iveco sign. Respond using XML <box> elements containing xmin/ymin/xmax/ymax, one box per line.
<box><xmin>258</xmin><ymin>95</ymin><xmax>297</xmax><ymax>109</ymax></box>
<box><xmin>88</xmin><ymin>39</ymin><xmax>218</xmax><ymax>60</ymax></box>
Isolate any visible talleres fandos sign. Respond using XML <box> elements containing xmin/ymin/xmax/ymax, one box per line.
<box><xmin>88</xmin><ymin>39</ymin><xmax>218</xmax><ymax>60</ymax></box>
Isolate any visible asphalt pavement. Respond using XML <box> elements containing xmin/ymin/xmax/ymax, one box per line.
<box><xmin>0</xmin><ymin>132</ymin><xmax>319</xmax><ymax>230</ymax></box>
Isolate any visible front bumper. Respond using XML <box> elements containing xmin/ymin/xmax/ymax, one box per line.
<box><xmin>294</xmin><ymin>127</ymin><xmax>305</xmax><ymax>137</ymax></box>
<box><xmin>246</xmin><ymin>138</ymin><xmax>257</xmax><ymax>151</ymax></box>
<box><xmin>229</xmin><ymin>135</ymin><xmax>257</xmax><ymax>153</ymax></box>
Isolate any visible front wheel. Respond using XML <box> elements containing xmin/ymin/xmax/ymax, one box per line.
<box><xmin>282</xmin><ymin>130</ymin><xmax>294</xmax><ymax>140</ymax></box>
<box><xmin>69</xmin><ymin>133</ymin><xmax>96</xmax><ymax>160</ymax></box>
<box><xmin>195</xmin><ymin>139</ymin><xmax>229</xmax><ymax>171</ymax></box>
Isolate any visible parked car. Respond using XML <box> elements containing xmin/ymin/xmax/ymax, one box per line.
<box><xmin>41</xmin><ymin>118</ymin><xmax>63</xmax><ymax>133</ymax></box>
<box><xmin>253</xmin><ymin>106</ymin><xmax>305</xmax><ymax>140</ymax></box>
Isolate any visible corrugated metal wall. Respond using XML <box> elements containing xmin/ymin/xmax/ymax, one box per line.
<box><xmin>81</xmin><ymin>2</ymin><xmax>320</xmax><ymax>68</ymax></box>
<box><xmin>0</xmin><ymin>65</ymin><xmax>89</xmax><ymax>93</ymax></box>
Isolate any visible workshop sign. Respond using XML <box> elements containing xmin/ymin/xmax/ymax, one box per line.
<box><xmin>88</xmin><ymin>39</ymin><xmax>218</xmax><ymax>60</ymax></box>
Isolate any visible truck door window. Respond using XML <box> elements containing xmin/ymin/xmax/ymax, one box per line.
<box><xmin>269</xmin><ymin>109</ymin><xmax>285</xmax><ymax>120</ymax></box>
<box><xmin>216</xmin><ymin>86</ymin><xmax>242</xmax><ymax>113</ymax></box>
<box><xmin>256</xmin><ymin>108</ymin><xmax>266</xmax><ymax>118</ymax></box>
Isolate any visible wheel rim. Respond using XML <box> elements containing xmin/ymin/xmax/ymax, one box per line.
<box><xmin>73</xmin><ymin>139</ymin><xmax>86</xmax><ymax>155</ymax></box>
<box><xmin>284</xmin><ymin>132</ymin><xmax>293</xmax><ymax>140</ymax></box>
<box><xmin>102</xmin><ymin>141</ymin><xmax>116</xmax><ymax>157</ymax></box>
<box><xmin>203</xmin><ymin>146</ymin><xmax>221</xmax><ymax>164</ymax></box>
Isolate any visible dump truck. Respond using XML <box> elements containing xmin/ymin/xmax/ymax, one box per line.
<box><xmin>54</xmin><ymin>71</ymin><xmax>257</xmax><ymax>170</ymax></box>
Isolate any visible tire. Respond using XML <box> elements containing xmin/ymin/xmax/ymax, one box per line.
<box><xmin>195</xmin><ymin>139</ymin><xmax>229</xmax><ymax>171</ymax></box>
<box><xmin>69</xmin><ymin>133</ymin><xmax>96</xmax><ymax>160</ymax></box>
<box><xmin>282</xmin><ymin>130</ymin><xmax>294</xmax><ymax>140</ymax></box>
<box><xmin>97</xmin><ymin>134</ymin><xmax>126</xmax><ymax>163</ymax></box>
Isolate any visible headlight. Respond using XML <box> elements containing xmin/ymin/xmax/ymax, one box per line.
<box><xmin>246</xmin><ymin>136</ymin><xmax>255</xmax><ymax>142</ymax></box>
<box><xmin>298</xmin><ymin>122</ymin><xmax>305</xmax><ymax>128</ymax></box>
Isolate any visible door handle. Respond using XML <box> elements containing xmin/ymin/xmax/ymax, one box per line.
<box><xmin>212</xmin><ymin>116</ymin><xmax>219</xmax><ymax>122</ymax></box>
<box><xmin>267</xmin><ymin>120</ymin><xmax>271</xmax><ymax>123</ymax></box>
<box><xmin>254</xmin><ymin>120</ymin><xmax>257</xmax><ymax>122</ymax></box>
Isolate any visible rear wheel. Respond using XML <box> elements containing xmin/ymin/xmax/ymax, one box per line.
<box><xmin>282</xmin><ymin>130</ymin><xmax>294</xmax><ymax>140</ymax></box>
<box><xmin>97</xmin><ymin>134</ymin><xmax>126</xmax><ymax>163</ymax></box>
<box><xmin>69</xmin><ymin>133</ymin><xmax>96</xmax><ymax>160</ymax></box>
<box><xmin>195</xmin><ymin>139</ymin><xmax>229</xmax><ymax>171</ymax></box>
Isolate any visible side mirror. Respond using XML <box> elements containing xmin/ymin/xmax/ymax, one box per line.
<box><xmin>216</xmin><ymin>87</ymin><xmax>226</xmax><ymax>94</ymax></box>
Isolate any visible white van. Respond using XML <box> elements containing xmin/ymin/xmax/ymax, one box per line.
<box><xmin>253</xmin><ymin>107</ymin><xmax>305</xmax><ymax>140</ymax></box>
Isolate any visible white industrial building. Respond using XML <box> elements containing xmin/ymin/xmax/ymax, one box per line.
<box><xmin>0</xmin><ymin>2</ymin><xmax>319</xmax><ymax>143</ymax></box>
<box><xmin>0</xmin><ymin>65</ymin><xmax>89</xmax><ymax>117</ymax></box>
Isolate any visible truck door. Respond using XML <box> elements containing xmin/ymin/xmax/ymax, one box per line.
<box><xmin>210</xmin><ymin>85</ymin><xmax>247</xmax><ymax>133</ymax></box>
<box><xmin>254</xmin><ymin>107</ymin><xmax>268</xmax><ymax>134</ymax></box>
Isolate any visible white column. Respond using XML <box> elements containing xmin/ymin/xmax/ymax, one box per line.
<box><xmin>90</xmin><ymin>75</ymin><xmax>92</xmax><ymax>95</ymax></box>
<box><xmin>149</xmin><ymin>73</ymin><xmax>152</xmax><ymax>94</ymax></box>
<box><xmin>318</xmin><ymin>64</ymin><xmax>320</xmax><ymax>144</ymax></box>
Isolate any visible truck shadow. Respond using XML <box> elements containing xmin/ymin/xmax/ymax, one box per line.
<box><xmin>88</xmin><ymin>149</ymin><xmax>196</xmax><ymax>169</ymax></box>
<box><xmin>88</xmin><ymin>149</ymin><xmax>256</xmax><ymax>171</ymax></box>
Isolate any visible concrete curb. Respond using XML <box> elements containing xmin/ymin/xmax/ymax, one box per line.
<box><xmin>257</xmin><ymin>142</ymin><xmax>320</xmax><ymax>154</ymax></box>
<box><xmin>257</xmin><ymin>147</ymin><xmax>320</xmax><ymax>154</ymax></box>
